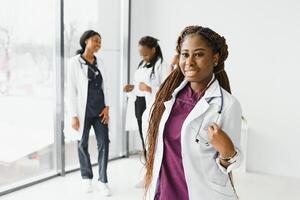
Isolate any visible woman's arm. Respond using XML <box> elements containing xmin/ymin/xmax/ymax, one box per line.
<box><xmin>97</xmin><ymin>57</ymin><xmax>110</xmax><ymax>124</ymax></box>
<box><xmin>208</xmin><ymin>98</ymin><xmax>243</xmax><ymax>172</ymax></box>
<box><xmin>67</xmin><ymin>58</ymin><xmax>80</xmax><ymax>131</ymax></box>
<box><xmin>67</xmin><ymin>58</ymin><xmax>78</xmax><ymax>117</ymax></box>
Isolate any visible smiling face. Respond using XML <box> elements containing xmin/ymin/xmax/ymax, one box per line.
<box><xmin>85</xmin><ymin>34</ymin><xmax>101</xmax><ymax>53</ymax></box>
<box><xmin>179</xmin><ymin>34</ymin><xmax>219</xmax><ymax>91</ymax></box>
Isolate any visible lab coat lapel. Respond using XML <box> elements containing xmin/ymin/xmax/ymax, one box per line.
<box><xmin>182</xmin><ymin>98</ymin><xmax>209</xmax><ymax>132</ymax></box>
<box><xmin>154</xmin><ymin>80</ymin><xmax>189</xmax><ymax>191</ymax></box>
<box><xmin>159</xmin><ymin>98</ymin><xmax>174</xmax><ymax>134</ymax></box>
<box><xmin>160</xmin><ymin>79</ymin><xmax>189</xmax><ymax>135</ymax></box>
<box><xmin>162</xmin><ymin>79</ymin><xmax>189</xmax><ymax>114</ymax></box>
<box><xmin>77</xmin><ymin>57</ymin><xmax>88</xmax><ymax>86</ymax></box>
<box><xmin>172</xmin><ymin>79</ymin><xmax>189</xmax><ymax>97</ymax></box>
<box><xmin>182</xmin><ymin>79</ymin><xmax>222</xmax><ymax>133</ymax></box>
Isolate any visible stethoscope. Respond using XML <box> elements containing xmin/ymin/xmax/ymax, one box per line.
<box><xmin>141</xmin><ymin>62</ymin><xmax>156</xmax><ymax>80</ymax></box>
<box><xmin>78</xmin><ymin>57</ymin><xmax>100</xmax><ymax>81</ymax></box>
<box><xmin>195</xmin><ymin>81</ymin><xmax>224</xmax><ymax>145</ymax></box>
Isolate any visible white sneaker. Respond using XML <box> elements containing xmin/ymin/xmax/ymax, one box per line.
<box><xmin>99</xmin><ymin>182</ymin><xmax>111</xmax><ymax>196</ymax></box>
<box><xmin>83</xmin><ymin>179</ymin><xmax>93</xmax><ymax>193</ymax></box>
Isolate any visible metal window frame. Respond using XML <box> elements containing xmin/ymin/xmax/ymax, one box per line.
<box><xmin>54</xmin><ymin>0</ymin><xmax>65</xmax><ymax>177</ymax></box>
<box><xmin>0</xmin><ymin>0</ymin><xmax>65</xmax><ymax>195</ymax></box>
<box><xmin>120</xmin><ymin>0</ymin><xmax>132</xmax><ymax>157</ymax></box>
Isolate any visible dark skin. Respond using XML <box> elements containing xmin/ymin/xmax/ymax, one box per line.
<box><xmin>179</xmin><ymin>35</ymin><xmax>235</xmax><ymax>167</ymax></box>
<box><xmin>123</xmin><ymin>45</ymin><xmax>154</xmax><ymax>94</ymax></box>
<box><xmin>71</xmin><ymin>35</ymin><xmax>109</xmax><ymax>131</ymax></box>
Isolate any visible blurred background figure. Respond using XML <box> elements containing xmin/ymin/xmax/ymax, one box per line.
<box><xmin>124</xmin><ymin>36</ymin><xmax>169</xmax><ymax>187</ymax></box>
<box><xmin>124</xmin><ymin>36</ymin><xmax>169</xmax><ymax>160</ymax></box>
<box><xmin>67</xmin><ymin>30</ymin><xmax>111</xmax><ymax>196</ymax></box>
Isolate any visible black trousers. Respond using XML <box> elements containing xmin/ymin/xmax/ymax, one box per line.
<box><xmin>135</xmin><ymin>96</ymin><xmax>147</xmax><ymax>159</ymax></box>
<box><xmin>78</xmin><ymin>116</ymin><xmax>109</xmax><ymax>183</ymax></box>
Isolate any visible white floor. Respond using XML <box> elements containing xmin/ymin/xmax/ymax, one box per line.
<box><xmin>1</xmin><ymin>155</ymin><xmax>300</xmax><ymax>200</ymax></box>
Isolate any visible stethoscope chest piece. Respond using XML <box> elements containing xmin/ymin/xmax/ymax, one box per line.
<box><xmin>195</xmin><ymin>89</ymin><xmax>224</xmax><ymax>146</ymax></box>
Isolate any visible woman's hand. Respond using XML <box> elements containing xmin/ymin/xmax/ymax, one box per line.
<box><xmin>123</xmin><ymin>84</ymin><xmax>134</xmax><ymax>92</ymax></box>
<box><xmin>207</xmin><ymin>123</ymin><xmax>236</xmax><ymax>167</ymax></box>
<box><xmin>139</xmin><ymin>82</ymin><xmax>152</xmax><ymax>93</ymax></box>
<box><xmin>71</xmin><ymin>117</ymin><xmax>80</xmax><ymax>131</ymax></box>
<box><xmin>99</xmin><ymin>106</ymin><xmax>109</xmax><ymax>124</ymax></box>
<box><xmin>207</xmin><ymin>123</ymin><xmax>235</xmax><ymax>158</ymax></box>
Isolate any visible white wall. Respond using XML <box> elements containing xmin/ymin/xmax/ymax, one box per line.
<box><xmin>130</xmin><ymin>0</ymin><xmax>300</xmax><ymax>178</ymax></box>
<box><xmin>98</xmin><ymin>0</ymin><xmax>141</xmax><ymax>156</ymax></box>
<box><xmin>96</xmin><ymin>0</ymin><xmax>123</xmax><ymax>156</ymax></box>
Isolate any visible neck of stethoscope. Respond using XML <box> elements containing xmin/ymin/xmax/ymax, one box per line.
<box><xmin>205</xmin><ymin>76</ymin><xmax>217</xmax><ymax>91</ymax></box>
<box><xmin>218</xmin><ymin>87</ymin><xmax>224</xmax><ymax>114</ymax></box>
<box><xmin>78</xmin><ymin>56</ymin><xmax>99</xmax><ymax>80</ymax></box>
<box><xmin>79</xmin><ymin>56</ymin><xmax>97</xmax><ymax>67</ymax></box>
<box><xmin>201</xmin><ymin>76</ymin><xmax>224</xmax><ymax>114</ymax></box>
<box><xmin>196</xmin><ymin>76</ymin><xmax>217</xmax><ymax>101</ymax></box>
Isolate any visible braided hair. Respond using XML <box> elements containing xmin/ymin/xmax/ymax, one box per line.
<box><xmin>144</xmin><ymin>25</ymin><xmax>231</xmax><ymax>193</ymax></box>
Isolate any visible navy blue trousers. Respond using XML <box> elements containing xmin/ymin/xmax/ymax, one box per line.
<box><xmin>78</xmin><ymin>116</ymin><xmax>109</xmax><ymax>183</ymax></box>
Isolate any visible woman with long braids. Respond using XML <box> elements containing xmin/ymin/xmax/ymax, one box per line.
<box><xmin>124</xmin><ymin>36</ymin><xmax>169</xmax><ymax>160</ymax></box>
<box><xmin>144</xmin><ymin>26</ymin><xmax>243</xmax><ymax>200</ymax></box>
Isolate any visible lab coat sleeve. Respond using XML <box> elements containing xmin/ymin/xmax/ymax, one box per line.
<box><xmin>125</xmin><ymin>92</ymin><xmax>138</xmax><ymax>131</ymax></box>
<box><xmin>124</xmin><ymin>69</ymin><xmax>139</xmax><ymax>131</ymax></box>
<box><xmin>161</xmin><ymin>62</ymin><xmax>171</xmax><ymax>81</ymax></box>
<box><xmin>146</xmin><ymin>62</ymin><xmax>169</xmax><ymax>105</ymax></box>
<box><xmin>154</xmin><ymin>62</ymin><xmax>169</xmax><ymax>93</ymax></box>
<box><xmin>131</xmin><ymin>71</ymin><xmax>138</xmax><ymax>97</ymax></box>
<box><xmin>142</xmin><ymin>97</ymin><xmax>155</xmax><ymax>137</ymax></box>
<box><xmin>216</xmin><ymin>97</ymin><xmax>243</xmax><ymax>174</ymax></box>
<box><xmin>67</xmin><ymin>58</ymin><xmax>78</xmax><ymax>117</ymax></box>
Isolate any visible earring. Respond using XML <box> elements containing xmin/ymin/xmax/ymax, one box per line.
<box><xmin>214</xmin><ymin>62</ymin><xmax>218</xmax><ymax>67</ymax></box>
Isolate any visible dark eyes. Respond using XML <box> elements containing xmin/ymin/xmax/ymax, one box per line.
<box><xmin>195</xmin><ymin>52</ymin><xmax>204</xmax><ymax>57</ymax></box>
<box><xmin>181</xmin><ymin>53</ymin><xmax>189</xmax><ymax>58</ymax></box>
<box><xmin>180</xmin><ymin>52</ymin><xmax>204</xmax><ymax>58</ymax></box>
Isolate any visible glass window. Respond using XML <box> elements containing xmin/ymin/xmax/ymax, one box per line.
<box><xmin>0</xmin><ymin>0</ymin><xmax>56</xmax><ymax>190</ymax></box>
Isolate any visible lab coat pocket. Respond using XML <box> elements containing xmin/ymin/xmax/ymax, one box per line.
<box><xmin>207</xmin><ymin>179</ymin><xmax>236</xmax><ymax>199</ymax></box>
<box><xmin>64</xmin><ymin>120</ymin><xmax>81</xmax><ymax>141</ymax></box>
<box><xmin>199</xmin><ymin>153</ymin><xmax>229</xmax><ymax>187</ymax></box>
<box><xmin>197</xmin><ymin>118</ymin><xmax>230</xmax><ymax>187</ymax></box>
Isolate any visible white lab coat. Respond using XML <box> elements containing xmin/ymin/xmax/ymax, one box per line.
<box><xmin>65</xmin><ymin>54</ymin><xmax>109</xmax><ymax>141</ymax></box>
<box><xmin>146</xmin><ymin>77</ymin><xmax>243</xmax><ymax>200</ymax></box>
<box><xmin>125</xmin><ymin>59</ymin><xmax>169</xmax><ymax>132</ymax></box>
